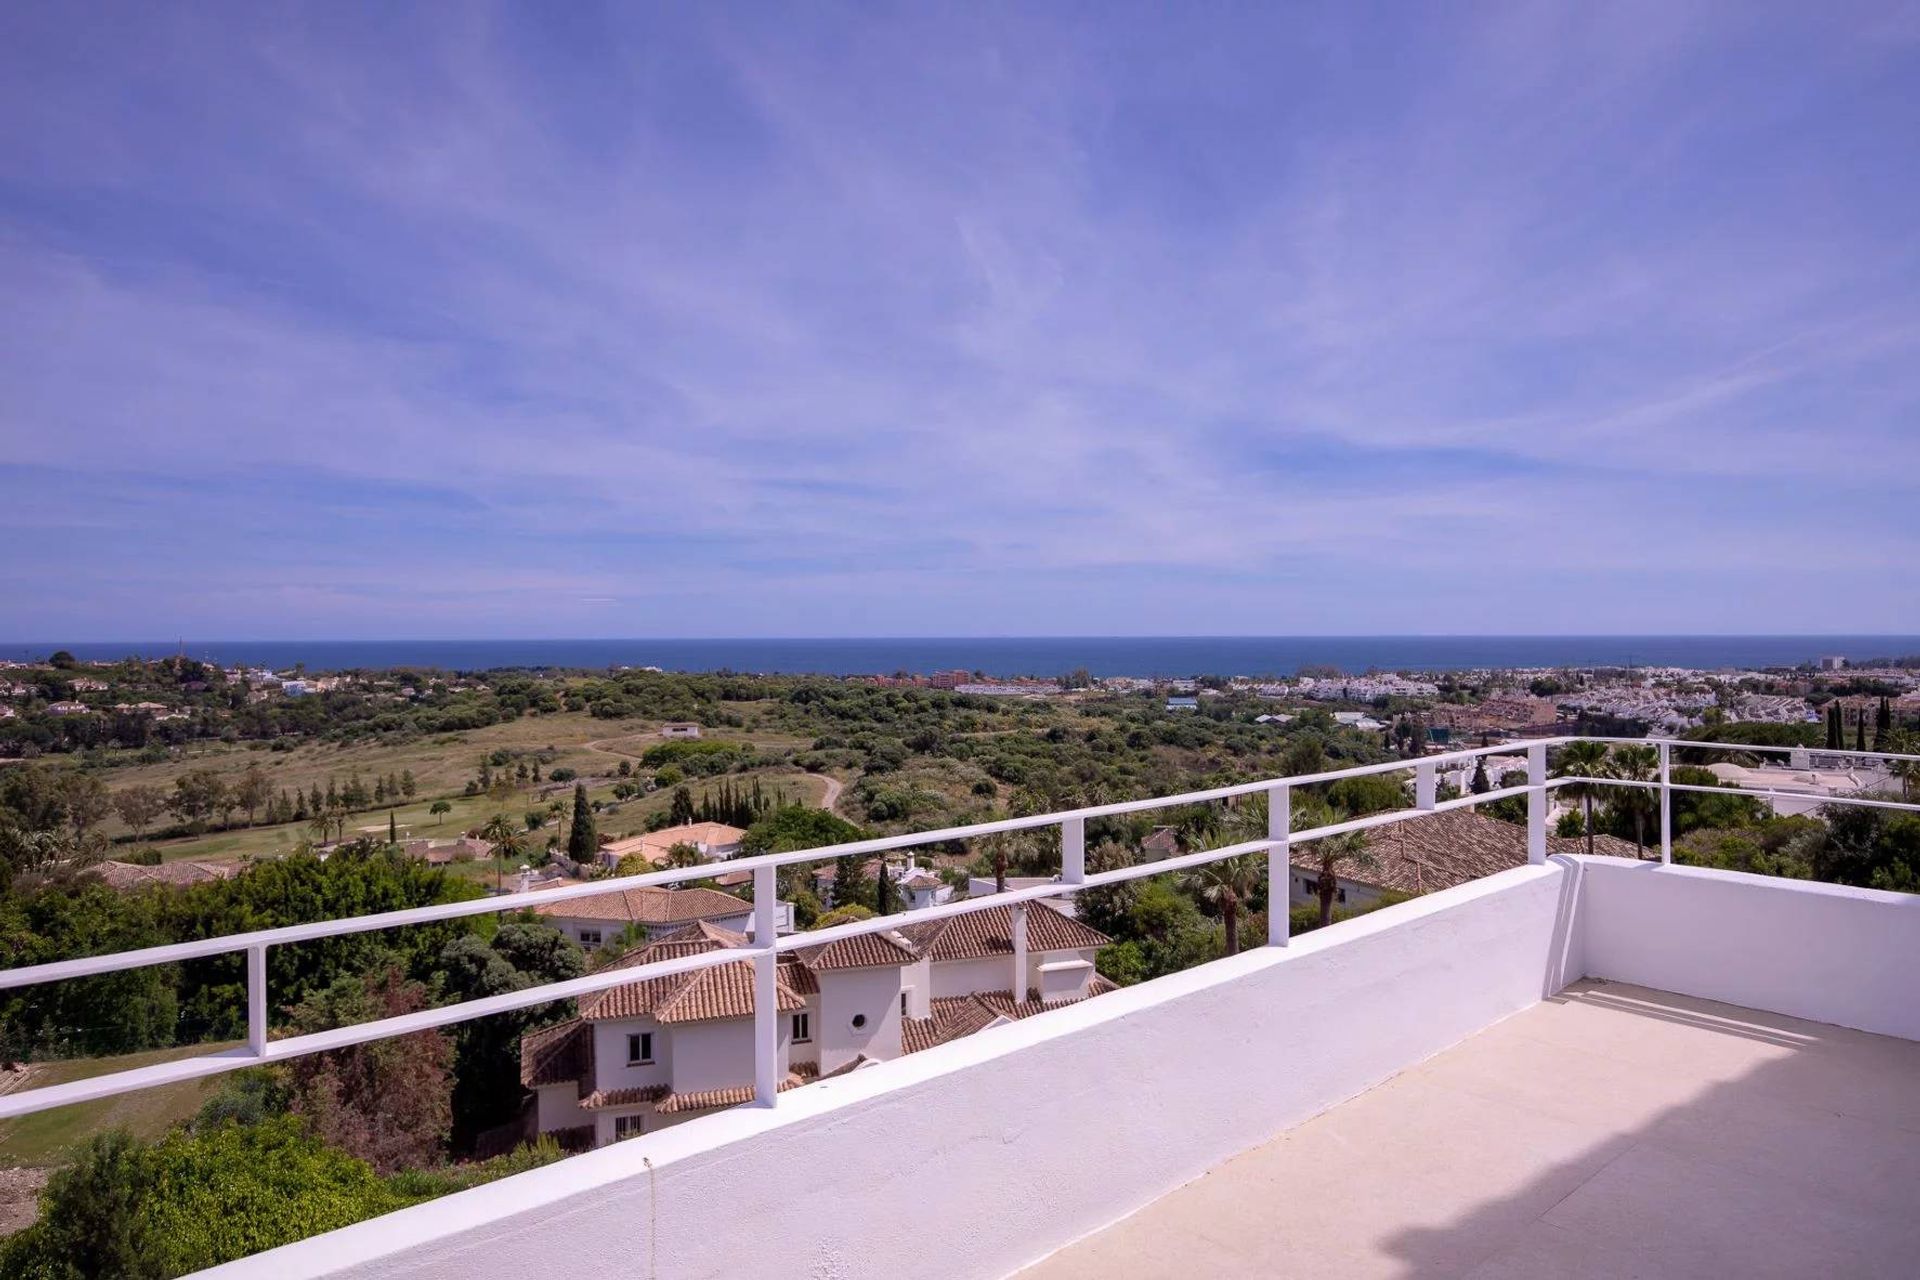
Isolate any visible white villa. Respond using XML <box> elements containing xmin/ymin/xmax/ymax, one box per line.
<box><xmin>595</xmin><ymin>821</ymin><xmax>745</xmax><ymax>870</ymax></box>
<box><xmin>521</xmin><ymin>901</ymin><xmax>1113</xmax><ymax>1146</ymax></box>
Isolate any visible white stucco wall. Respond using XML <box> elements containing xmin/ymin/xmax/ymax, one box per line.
<box><xmin>669</xmin><ymin>1017</ymin><xmax>789</xmax><ymax>1094</ymax></box>
<box><xmin>588</xmin><ymin>1018</ymin><xmax>669</xmax><ymax>1096</ymax></box>
<box><xmin>534</xmin><ymin>1084</ymin><xmax>589</xmax><ymax>1134</ymax></box>
<box><xmin>206</xmin><ymin>862</ymin><xmax>1581</xmax><ymax>1280</ymax></box>
<box><xmin>928</xmin><ymin>955</ymin><xmax>1013</xmax><ymax>999</ymax></box>
<box><xmin>817</xmin><ymin>966</ymin><xmax>904</xmax><ymax>1071</ymax></box>
<box><xmin>1576</xmin><ymin>856</ymin><xmax>1920</xmax><ymax>1040</ymax></box>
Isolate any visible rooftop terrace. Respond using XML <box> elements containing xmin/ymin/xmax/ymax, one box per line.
<box><xmin>1025</xmin><ymin>981</ymin><xmax>1920</xmax><ymax>1279</ymax></box>
<box><xmin>2</xmin><ymin>735</ymin><xmax>1916</xmax><ymax>1278</ymax></box>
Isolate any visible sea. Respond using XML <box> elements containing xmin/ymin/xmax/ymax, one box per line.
<box><xmin>10</xmin><ymin>637</ymin><xmax>1919</xmax><ymax>678</ymax></box>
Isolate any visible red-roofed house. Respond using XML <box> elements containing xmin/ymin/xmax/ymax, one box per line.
<box><xmin>522</xmin><ymin>901</ymin><xmax>1112</xmax><ymax>1145</ymax></box>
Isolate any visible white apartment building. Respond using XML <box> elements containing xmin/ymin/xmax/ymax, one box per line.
<box><xmin>522</xmin><ymin>902</ymin><xmax>1113</xmax><ymax>1146</ymax></box>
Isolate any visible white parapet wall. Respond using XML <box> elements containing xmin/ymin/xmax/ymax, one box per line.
<box><xmin>198</xmin><ymin>862</ymin><xmax>1580</xmax><ymax>1280</ymax></box>
<box><xmin>1576</xmin><ymin>856</ymin><xmax>1920</xmax><ymax>1041</ymax></box>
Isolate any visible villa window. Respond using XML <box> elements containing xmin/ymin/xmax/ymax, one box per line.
<box><xmin>627</xmin><ymin>1031</ymin><xmax>653</xmax><ymax>1065</ymax></box>
<box><xmin>614</xmin><ymin>1114</ymin><xmax>644</xmax><ymax>1140</ymax></box>
<box><xmin>579</xmin><ymin>928</ymin><xmax>602</xmax><ymax>948</ymax></box>
<box><xmin>791</xmin><ymin>1012</ymin><xmax>811</xmax><ymax>1044</ymax></box>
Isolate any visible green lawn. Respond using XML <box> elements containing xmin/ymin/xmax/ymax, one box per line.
<box><xmin>86</xmin><ymin>707</ymin><xmax>835</xmax><ymax>867</ymax></box>
<box><xmin>0</xmin><ymin>1043</ymin><xmax>238</xmax><ymax>1168</ymax></box>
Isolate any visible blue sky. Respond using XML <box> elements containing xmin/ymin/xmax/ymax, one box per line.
<box><xmin>3</xmin><ymin>2</ymin><xmax>1918</xmax><ymax>639</ymax></box>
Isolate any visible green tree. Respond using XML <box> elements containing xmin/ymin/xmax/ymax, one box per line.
<box><xmin>429</xmin><ymin>799</ymin><xmax>453</xmax><ymax>824</ymax></box>
<box><xmin>166</xmin><ymin>769</ymin><xmax>228</xmax><ymax>834</ymax></box>
<box><xmin>1294</xmin><ymin>797</ymin><xmax>1376</xmax><ymax>928</ymax></box>
<box><xmin>1469</xmin><ymin>756</ymin><xmax>1491</xmax><ymax>795</ymax></box>
<box><xmin>114</xmin><ymin>783</ymin><xmax>167</xmax><ymax>838</ymax></box>
<box><xmin>566</xmin><ymin>782</ymin><xmax>596</xmax><ymax>861</ymax></box>
<box><xmin>0</xmin><ymin>1120</ymin><xmax>402</xmax><ymax>1280</ymax></box>
<box><xmin>668</xmin><ymin>785</ymin><xmax>697</xmax><ymax>826</ymax></box>
<box><xmin>831</xmin><ymin>854</ymin><xmax>873</xmax><ymax>910</ymax></box>
<box><xmin>813</xmin><ymin>904</ymin><xmax>875</xmax><ymax>930</ymax></box>
<box><xmin>480</xmin><ymin>814</ymin><xmax>524</xmax><ymax>893</ymax></box>
<box><xmin>1553</xmin><ymin>741</ymin><xmax>1611</xmax><ymax>857</ymax></box>
<box><xmin>1180</xmin><ymin>852</ymin><xmax>1263</xmax><ymax>955</ymax></box>
<box><xmin>57</xmin><ymin>773</ymin><xmax>112</xmax><ymax>840</ymax></box>
<box><xmin>283</xmin><ymin>968</ymin><xmax>453</xmax><ymax>1174</ymax></box>
<box><xmin>435</xmin><ymin>919</ymin><xmax>583</xmax><ymax>1149</ymax></box>
<box><xmin>1882</xmin><ymin>728</ymin><xmax>1919</xmax><ymax>802</ymax></box>
<box><xmin>1607</xmin><ymin>744</ymin><xmax>1660</xmax><ymax>855</ymax></box>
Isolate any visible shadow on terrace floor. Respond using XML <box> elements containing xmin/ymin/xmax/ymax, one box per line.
<box><xmin>1019</xmin><ymin>980</ymin><xmax>1920</xmax><ymax>1279</ymax></box>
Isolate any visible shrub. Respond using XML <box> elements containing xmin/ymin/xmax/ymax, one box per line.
<box><xmin>0</xmin><ymin>1120</ymin><xmax>404</xmax><ymax>1279</ymax></box>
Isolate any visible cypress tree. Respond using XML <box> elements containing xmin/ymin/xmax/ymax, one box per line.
<box><xmin>1877</xmin><ymin>697</ymin><xmax>1892</xmax><ymax>738</ymax></box>
<box><xmin>1827</xmin><ymin>705</ymin><xmax>1842</xmax><ymax>750</ymax></box>
<box><xmin>388</xmin><ymin>810</ymin><xmax>397</xmax><ymax>844</ymax></box>
<box><xmin>567</xmin><ymin>782</ymin><xmax>596</xmax><ymax>861</ymax></box>
<box><xmin>1470</xmin><ymin>756</ymin><xmax>1491</xmax><ymax>795</ymax></box>
<box><xmin>1855</xmin><ymin>712</ymin><xmax>1867</xmax><ymax>753</ymax></box>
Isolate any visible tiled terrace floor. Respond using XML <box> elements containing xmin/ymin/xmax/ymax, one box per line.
<box><xmin>1020</xmin><ymin>980</ymin><xmax>1920</xmax><ymax>1279</ymax></box>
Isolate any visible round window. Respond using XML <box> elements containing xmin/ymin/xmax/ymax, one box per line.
<box><xmin>851</xmin><ymin>1014</ymin><xmax>867</xmax><ymax>1029</ymax></box>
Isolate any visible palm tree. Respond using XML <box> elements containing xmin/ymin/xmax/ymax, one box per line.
<box><xmin>480</xmin><ymin>814</ymin><xmax>524</xmax><ymax>893</ymax></box>
<box><xmin>1608</xmin><ymin>745</ymin><xmax>1659</xmax><ymax>855</ymax></box>
<box><xmin>1288</xmin><ymin>798</ymin><xmax>1377</xmax><ymax>928</ymax></box>
<box><xmin>1882</xmin><ymin>727</ymin><xmax>1918</xmax><ymax>802</ymax></box>
<box><xmin>1307</xmin><ymin>829</ymin><xmax>1373</xmax><ymax>927</ymax></box>
<box><xmin>1554</xmin><ymin>741</ymin><xmax>1611</xmax><ymax>857</ymax></box>
<box><xmin>1181</xmin><ymin>853</ymin><xmax>1264</xmax><ymax>955</ymax></box>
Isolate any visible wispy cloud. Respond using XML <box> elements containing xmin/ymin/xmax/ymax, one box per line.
<box><xmin>1</xmin><ymin>1</ymin><xmax>1916</xmax><ymax>639</ymax></box>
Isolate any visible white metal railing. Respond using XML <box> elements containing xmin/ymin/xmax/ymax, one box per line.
<box><xmin>2</xmin><ymin>733</ymin><xmax>1917</xmax><ymax>1123</ymax></box>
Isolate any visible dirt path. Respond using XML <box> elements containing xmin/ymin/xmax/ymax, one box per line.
<box><xmin>818</xmin><ymin>774</ymin><xmax>844</xmax><ymax>814</ymax></box>
<box><xmin>0</xmin><ymin>1166</ymin><xmax>48</xmax><ymax>1238</ymax></box>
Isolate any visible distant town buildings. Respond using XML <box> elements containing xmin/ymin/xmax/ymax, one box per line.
<box><xmin>1299</xmin><ymin>675</ymin><xmax>1439</xmax><ymax>702</ymax></box>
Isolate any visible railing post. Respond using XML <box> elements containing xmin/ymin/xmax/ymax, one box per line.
<box><xmin>752</xmin><ymin>863</ymin><xmax>779</xmax><ymax>1106</ymax></box>
<box><xmin>1061</xmin><ymin>816</ymin><xmax>1085</xmax><ymax>885</ymax></box>
<box><xmin>247</xmin><ymin>943</ymin><xmax>269</xmax><ymax>1056</ymax></box>
<box><xmin>1010</xmin><ymin>904</ymin><xmax>1029</xmax><ymax>1000</ymax></box>
<box><xmin>1526</xmin><ymin>743</ymin><xmax>1548</xmax><ymax>865</ymax></box>
<box><xmin>1267</xmin><ymin>782</ymin><xmax>1291</xmax><ymax>947</ymax></box>
<box><xmin>1658</xmin><ymin>741</ymin><xmax>1672</xmax><ymax>865</ymax></box>
<box><xmin>1415</xmin><ymin>761</ymin><xmax>1437</xmax><ymax>810</ymax></box>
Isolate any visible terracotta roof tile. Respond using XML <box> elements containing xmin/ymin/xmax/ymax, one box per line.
<box><xmin>582</xmin><ymin>1065</ymin><xmax>817</xmax><ymax>1114</ymax></box>
<box><xmin>1288</xmin><ymin>808</ymin><xmax>1652</xmax><ymax>897</ymax></box>
<box><xmin>895</xmin><ymin>901</ymin><xmax>1109</xmax><ymax>963</ymax></box>
<box><xmin>579</xmin><ymin>933</ymin><xmax>805</xmax><ymax>1023</ymax></box>
<box><xmin>532</xmin><ymin>885</ymin><xmax>751</xmax><ymax>926</ymax></box>
<box><xmin>519</xmin><ymin>1018</ymin><xmax>592</xmax><ymax>1088</ymax></box>
<box><xmin>790</xmin><ymin>929</ymin><xmax>918</xmax><ymax>970</ymax></box>
<box><xmin>903</xmin><ymin>981</ymin><xmax>1118</xmax><ymax>1055</ymax></box>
